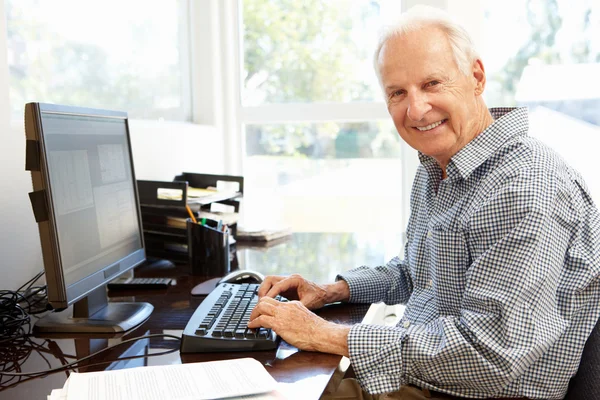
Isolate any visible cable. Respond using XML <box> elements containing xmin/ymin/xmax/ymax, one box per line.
<box><xmin>0</xmin><ymin>333</ymin><xmax>181</xmax><ymax>377</ymax></box>
<box><xmin>0</xmin><ymin>290</ymin><xmax>32</xmax><ymax>343</ymax></box>
<box><xmin>1</xmin><ymin>274</ymin><xmax>181</xmax><ymax>388</ymax></box>
<box><xmin>0</xmin><ymin>271</ymin><xmax>48</xmax><ymax>347</ymax></box>
<box><xmin>17</xmin><ymin>270</ymin><xmax>45</xmax><ymax>293</ymax></box>
<box><xmin>0</xmin><ymin>336</ymin><xmax>56</xmax><ymax>388</ymax></box>
<box><xmin>19</xmin><ymin>286</ymin><xmax>49</xmax><ymax>315</ymax></box>
<box><xmin>0</xmin><ymin>334</ymin><xmax>181</xmax><ymax>392</ymax></box>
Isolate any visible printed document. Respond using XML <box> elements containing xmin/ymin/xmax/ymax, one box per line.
<box><xmin>47</xmin><ymin>358</ymin><xmax>278</xmax><ymax>400</ymax></box>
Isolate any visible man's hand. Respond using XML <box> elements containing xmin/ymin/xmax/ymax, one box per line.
<box><xmin>258</xmin><ymin>274</ymin><xmax>350</xmax><ymax>310</ymax></box>
<box><xmin>248</xmin><ymin>297</ymin><xmax>350</xmax><ymax>356</ymax></box>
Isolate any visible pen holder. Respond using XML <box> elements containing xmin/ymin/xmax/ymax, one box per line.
<box><xmin>187</xmin><ymin>218</ymin><xmax>230</xmax><ymax>277</ymax></box>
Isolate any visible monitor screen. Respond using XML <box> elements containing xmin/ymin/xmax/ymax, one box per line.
<box><xmin>25</xmin><ymin>103</ymin><xmax>152</xmax><ymax>333</ymax></box>
<box><xmin>42</xmin><ymin>110</ymin><xmax>142</xmax><ymax>288</ymax></box>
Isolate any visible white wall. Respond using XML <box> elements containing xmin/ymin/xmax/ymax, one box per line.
<box><xmin>0</xmin><ymin>2</ymin><xmax>44</xmax><ymax>291</ymax></box>
<box><xmin>128</xmin><ymin>120</ymin><xmax>223</xmax><ymax>181</ymax></box>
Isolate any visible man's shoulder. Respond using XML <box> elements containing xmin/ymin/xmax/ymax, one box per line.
<box><xmin>514</xmin><ymin>135</ymin><xmax>582</xmax><ymax>184</ymax></box>
<box><xmin>487</xmin><ymin>133</ymin><xmax>580</xmax><ymax>185</ymax></box>
<box><xmin>475</xmin><ymin>134</ymin><xmax>594</xmax><ymax>215</ymax></box>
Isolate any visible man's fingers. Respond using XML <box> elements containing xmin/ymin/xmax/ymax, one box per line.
<box><xmin>265</xmin><ymin>276</ymin><xmax>302</xmax><ymax>299</ymax></box>
<box><xmin>249</xmin><ymin>297</ymin><xmax>279</xmax><ymax>320</ymax></box>
<box><xmin>247</xmin><ymin>315</ymin><xmax>273</xmax><ymax>329</ymax></box>
<box><xmin>257</xmin><ymin>276</ymin><xmax>285</xmax><ymax>297</ymax></box>
<box><xmin>248</xmin><ymin>298</ymin><xmax>280</xmax><ymax>328</ymax></box>
<box><xmin>257</xmin><ymin>281</ymin><xmax>274</xmax><ymax>298</ymax></box>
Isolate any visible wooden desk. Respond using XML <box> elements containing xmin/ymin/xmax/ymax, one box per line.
<box><xmin>1</xmin><ymin>232</ymin><xmax>400</xmax><ymax>399</ymax></box>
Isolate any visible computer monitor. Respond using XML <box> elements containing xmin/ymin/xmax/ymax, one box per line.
<box><xmin>24</xmin><ymin>102</ymin><xmax>153</xmax><ymax>334</ymax></box>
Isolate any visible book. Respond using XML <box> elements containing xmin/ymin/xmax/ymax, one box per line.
<box><xmin>47</xmin><ymin>357</ymin><xmax>280</xmax><ymax>400</ymax></box>
<box><xmin>236</xmin><ymin>235</ymin><xmax>291</xmax><ymax>250</ymax></box>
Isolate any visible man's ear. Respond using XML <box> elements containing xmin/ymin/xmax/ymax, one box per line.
<box><xmin>472</xmin><ymin>59</ymin><xmax>486</xmax><ymax>96</ymax></box>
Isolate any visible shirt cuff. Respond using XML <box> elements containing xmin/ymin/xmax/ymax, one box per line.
<box><xmin>336</xmin><ymin>266</ymin><xmax>390</xmax><ymax>304</ymax></box>
<box><xmin>347</xmin><ymin>323</ymin><xmax>408</xmax><ymax>394</ymax></box>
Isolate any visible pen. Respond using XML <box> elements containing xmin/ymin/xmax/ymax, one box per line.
<box><xmin>186</xmin><ymin>205</ymin><xmax>197</xmax><ymax>224</ymax></box>
<box><xmin>216</xmin><ymin>220</ymin><xmax>223</xmax><ymax>231</ymax></box>
<box><xmin>200</xmin><ymin>218</ymin><xmax>206</xmax><ymax>225</ymax></box>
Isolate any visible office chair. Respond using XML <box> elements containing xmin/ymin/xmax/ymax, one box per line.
<box><xmin>564</xmin><ymin>316</ymin><xmax>600</xmax><ymax>399</ymax></box>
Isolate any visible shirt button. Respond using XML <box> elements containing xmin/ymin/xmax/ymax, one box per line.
<box><xmin>403</xmin><ymin>320</ymin><xmax>410</xmax><ymax>328</ymax></box>
<box><xmin>427</xmin><ymin>279</ymin><xmax>432</xmax><ymax>287</ymax></box>
<box><xmin>427</xmin><ymin>231</ymin><xmax>432</xmax><ymax>238</ymax></box>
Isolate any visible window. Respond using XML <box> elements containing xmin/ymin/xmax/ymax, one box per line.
<box><xmin>244</xmin><ymin>120</ymin><xmax>403</xmax><ymax>232</ymax></box>
<box><xmin>481</xmin><ymin>0</ymin><xmax>600</xmax><ymax>202</ymax></box>
<box><xmin>239</xmin><ymin>0</ymin><xmax>408</xmax><ymax>233</ymax></box>
<box><xmin>242</xmin><ymin>1</ymin><xmax>387</xmax><ymax>105</ymax></box>
<box><xmin>5</xmin><ymin>0</ymin><xmax>191</xmax><ymax>121</ymax></box>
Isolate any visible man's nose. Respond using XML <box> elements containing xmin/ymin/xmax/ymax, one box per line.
<box><xmin>406</xmin><ymin>92</ymin><xmax>431</xmax><ymax>122</ymax></box>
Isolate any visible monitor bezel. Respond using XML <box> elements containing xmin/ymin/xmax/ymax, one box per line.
<box><xmin>25</xmin><ymin>102</ymin><xmax>146</xmax><ymax>310</ymax></box>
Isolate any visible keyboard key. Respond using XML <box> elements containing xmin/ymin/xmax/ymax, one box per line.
<box><xmin>195</xmin><ymin>328</ymin><xmax>207</xmax><ymax>336</ymax></box>
<box><xmin>223</xmin><ymin>328</ymin><xmax>235</xmax><ymax>337</ymax></box>
<box><xmin>258</xmin><ymin>329</ymin><xmax>269</xmax><ymax>339</ymax></box>
<box><xmin>235</xmin><ymin>329</ymin><xmax>246</xmax><ymax>338</ymax></box>
<box><xmin>199</xmin><ymin>319</ymin><xmax>212</xmax><ymax>329</ymax></box>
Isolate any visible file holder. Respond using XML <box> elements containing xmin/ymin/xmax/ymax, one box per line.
<box><xmin>137</xmin><ymin>180</ymin><xmax>190</xmax><ymax>263</ymax></box>
<box><xmin>187</xmin><ymin>218</ymin><xmax>230</xmax><ymax>277</ymax></box>
<box><xmin>137</xmin><ymin>174</ymin><xmax>243</xmax><ymax>263</ymax></box>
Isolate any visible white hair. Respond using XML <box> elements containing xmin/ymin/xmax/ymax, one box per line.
<box><xmin>373</xmin><ymin>5</ymin><xmax>480</xmax><ymax>86</ymax></box>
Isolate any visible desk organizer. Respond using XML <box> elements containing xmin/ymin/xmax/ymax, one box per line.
<box><xmin>137</xmin><ymin>173</ymin><xmax>243</xmax><ymax>265</ymax></box>
<box><xmin>187</xmin><ymin>218</ymin><xmax>230</xmax><ymax>277</ymax></box>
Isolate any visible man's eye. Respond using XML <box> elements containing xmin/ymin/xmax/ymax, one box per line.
<box><xmin>389</xmin><ymin>90</ymin><xmax>404</xmax><ymax>98</ymax></box>
<box><xmin>426</xmin><ymin>81</ymin><xmax>440</xmax><ymax>87</ymax></box>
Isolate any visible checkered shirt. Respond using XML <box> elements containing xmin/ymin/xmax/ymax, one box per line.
<box><xmin>338</xmin><ymin>107</ymin><xmax>600</xmax><ymax>399</ymax></box>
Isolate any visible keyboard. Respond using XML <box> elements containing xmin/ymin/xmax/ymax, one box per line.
<box><xmin>180</xmin><ymin>282</ymin><xmax>283</xmax><ymax>353</ymax></box>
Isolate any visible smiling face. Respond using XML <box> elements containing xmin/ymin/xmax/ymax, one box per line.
<box><xmin>378</xmin><ymin>26</ymin><xmax>491</xmax><ymax>170</ymax></box>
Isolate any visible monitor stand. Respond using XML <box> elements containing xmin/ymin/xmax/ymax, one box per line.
<box><xmin>33</xmin><ymin>286</ymin><xmax>153</xmax><ymax>334</ymax></box>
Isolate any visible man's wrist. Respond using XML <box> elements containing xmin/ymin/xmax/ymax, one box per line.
<box><xmin>314</xmin><ymin>321</ymin><xmax>351</xmax><ymax>357</ymax></box>
<box><xmin>324</xmin><ymin>280</ymin><xmax>350</xmax><ymax>304</ymax></box>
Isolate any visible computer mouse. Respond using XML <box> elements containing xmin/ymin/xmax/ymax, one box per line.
<box><xmin>218</xmin><ymin>269</ymin><xmax>265</xmax><ymax>284</ymax></box>
<box><xmin>140</xmin><ymin>257</ymin><xmax>176</xmax><ymax>270</ymax></box>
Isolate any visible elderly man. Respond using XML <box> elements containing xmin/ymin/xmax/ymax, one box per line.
<box><xmin>248</xmin><ymin>5</ymin><xmax>600</xmax><ymax>400</ymax></box>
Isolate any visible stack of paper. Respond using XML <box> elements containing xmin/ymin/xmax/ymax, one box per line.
<box><xmin>47</xmin><ymin>358</ymin><xmax>281</xmax><ymax>400</ymax></box>
<box><xmin>187</xmin><ymin>187</ymin><xmax>242</xmax><ymax>205</ymax></box>
<box><xmin>236</xmin><ymin>227</ymin><xmax>292</xmax><ymax>242</ymax></box>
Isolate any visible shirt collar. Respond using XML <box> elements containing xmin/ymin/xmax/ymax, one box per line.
<box><xmin>418</xmin><ymin>107</ymin><xmax>529</xmax><ymax>181</ymax></box>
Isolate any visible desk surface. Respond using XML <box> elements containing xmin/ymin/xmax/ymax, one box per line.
<box><xmin>1</xmin><ymin>232</ymin><xmax>400</xmax><ymax>399</ymax></box>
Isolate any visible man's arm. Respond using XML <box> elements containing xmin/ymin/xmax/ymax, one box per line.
<box><xmin>248</xmin><ymin>297</ymin><xmax>351</xmax><ymax>356</ymax></box>
<box><xmin>249</xmin><ymin>256</ymin><xmax>413</xmax><ymax>356</ymax></box>
<box><xmin>337</xmin><ymin>255</ymin><xmax>413</xmax><ymax>305</ymax></box>
<box><xmin>322</xmin><ymin>280</ymin><xmax>351</xmax><ymax>304</ymax></box>
<box><xmin>257</xmin><ymin>275</ymin><xmax>350</xmax><ymax>310</ymax></box>
<box><xmin>256</xmin><ymin>255</ymin><xmax>412</xmax><ymax>308</ymax></box>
